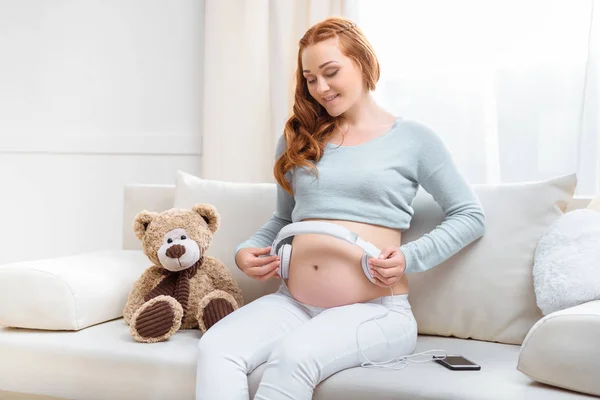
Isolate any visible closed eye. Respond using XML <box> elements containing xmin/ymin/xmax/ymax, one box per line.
<box><xmin>306</xmin><ymin>70</ymin><xmax>339</xmax><ymax>85</ymax></box>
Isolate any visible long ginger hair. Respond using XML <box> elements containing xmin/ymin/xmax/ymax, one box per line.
<box><xmin>273</xmin><ymin>17</ymin><xmax>380</xmax><ymax>195</ymax></box>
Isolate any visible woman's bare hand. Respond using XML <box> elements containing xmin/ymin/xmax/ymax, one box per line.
<box><xmin>235</xmin><ymin>246</ymin><xmax>281</xmax><ymax>281</ymax></box>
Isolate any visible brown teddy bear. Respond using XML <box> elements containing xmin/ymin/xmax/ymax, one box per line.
<box><xmin>123</xmin><ymin>203</ymin><xmax>244</xmax><ymax>343</ymax></box>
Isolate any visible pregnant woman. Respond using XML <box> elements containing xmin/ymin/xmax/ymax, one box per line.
<box><xmin>196</xmin><ymin>16</ymin><xmax>485</xmax><ymax>400</ymax></box>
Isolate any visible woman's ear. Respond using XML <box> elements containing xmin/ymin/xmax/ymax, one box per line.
<box><xmin>133</xmin><ymin>210</ymin><xmax>159</xmax><ymax>241</ymax></box>
<box><xmin>192</xmin><ymin>203</ymin><xmax>220</xmax><ymax>234</ymax></box>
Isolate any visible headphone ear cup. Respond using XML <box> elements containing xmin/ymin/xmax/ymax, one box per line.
<box><xmin>278</xmin><ymin>244</ymin><xmax>292</xmax><ymax>279</ymax></box>
<box><xmin>362</xmin><ymin>254</ymin><xmax>376</xmax><ymax>283</ymax></box>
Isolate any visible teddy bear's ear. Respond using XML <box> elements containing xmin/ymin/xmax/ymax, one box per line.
<box><xmin>133</xmin><ymin>210</ymin><xmax>159</xmax><ymax>241</ymax></box>
<box><xmin>192</xmin><ymin>203</ymin><xmax>220</xmax><ymax>234</ymax></box>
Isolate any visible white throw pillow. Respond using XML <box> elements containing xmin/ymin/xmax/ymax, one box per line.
<box><xmin>173</xmin><ymin>171</ymin><xmax>281</xmax><ymax>304</ymax></box>
<box><xmin>404</xmin><ymin>173</ymin><xmax>577</xmax><ymax>345</ymax></box>
<box><xmin>533</xmin><ymin>209</ymin><xmax>600</xmax><ymax>315</ymax></box>
<box><xmin>0</xmin><ymin>250</ymin><xmax>150</xmax><ymax>330</ymax></box>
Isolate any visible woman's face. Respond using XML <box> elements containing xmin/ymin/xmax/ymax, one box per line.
<box><xmin>301</xmin><ymin>37</ymin><xmax>365</xmax><ymax>117</ymax></box>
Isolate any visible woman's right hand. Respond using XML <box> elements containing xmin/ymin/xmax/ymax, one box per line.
<box><xmin>235</xmin><ymin>246</ymin><xmax>281</xmax><ymax>281</ymax></box>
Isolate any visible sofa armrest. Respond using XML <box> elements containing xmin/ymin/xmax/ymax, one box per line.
<box><xmin>517</xmin><ymin>300</ymin><xmax>600</xmax><ymax>397</ymax></box>
<box><xmin>0</xmin><ymin>250</ymin><xmax>150</xmax><ymax>331</ymax></box>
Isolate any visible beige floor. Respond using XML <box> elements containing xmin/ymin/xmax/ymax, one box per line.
<box><xmin>0</xmin><ymin>392</ymin><xmax>63</xmax><ymax>400</ymax></box>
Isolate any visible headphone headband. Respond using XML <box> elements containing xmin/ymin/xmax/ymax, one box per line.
<box><xmin>270</xmin><ymin>221</ymin><xmax>381</xmax><ymax>258</ymax></box>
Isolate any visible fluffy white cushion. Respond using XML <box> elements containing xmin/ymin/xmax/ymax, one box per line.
<box><xmin>404</xmin><ymin>173</ymin><xmax>577</xmax><ymax>345</ymax></box>
<box><xmin>173</xmin><ymin>171</ymin><xmax>282</xmax><ymax>304</ymax></box>
<box><xmin>174</xmin><ymin>170</ymin><xmax>577</xmax><ymax>345</ymax></box>
<box><xmin>0</xmin><ymin>250</ymin><xmax>150</xmax><ymax>330</ymax></box>
<box><xmin>517</xmin><ymin>300</ymin><xmax>600</xmax><ymax>397</ymax></box>
<box><xmin>533</xmin><ymin>209</ymin><xmax>600</xmax><ymax>315</ymax></box>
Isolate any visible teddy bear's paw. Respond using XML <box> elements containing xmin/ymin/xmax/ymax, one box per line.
<box><xmin>130</xmin><ymin>295</ymin><xmax>183</xmax><ymax>343</ymax></box>
<box><xmin>197</xmin><ymin>290</ymin><xmax>240</xmax><ymax>332</ymax></box>
<box><xmin>203</xmin><ymin>298</ymin><xmax>235</xmax><ymax>330</ymax></box>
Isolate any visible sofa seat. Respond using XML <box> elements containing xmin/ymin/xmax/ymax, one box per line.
<box><xmin>1</xmin><ymin>319</ymin><xmax>596</xmax><ymax>400</ymax></box>
<box><xmin>0</xmin><ymin>319</ymin><xmax>199</xmax><ymax>400</ymax></box>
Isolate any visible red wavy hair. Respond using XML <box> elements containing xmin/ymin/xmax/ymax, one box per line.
<box><xmin>273</xmin><ymin>17</ymin><xmax>380</xmax><ymax>195</ymax></box>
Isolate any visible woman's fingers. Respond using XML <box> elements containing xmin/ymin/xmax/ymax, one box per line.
<box><xmin>257</xmin><ymin>266</ymin><xmax>281</xmax><ymax>281</ymax></box>
<box><xmin>248</xmin><ymin>254</ymin><xmax>279</xmax><ymax>268</ymax></box>
<box><xmin>249</xmin><ymin>259</ymin><xmax>280</xmax><ymax>277</ymax></box>
<box><xmin>370</xmin><ymin>267</ymin><xmax>396</xmax><ymax>286</ymax></box>
<box><xmin>371</xmin><ymin>266</ymin><xmax>395</xmax><ymax>278</ymax></box>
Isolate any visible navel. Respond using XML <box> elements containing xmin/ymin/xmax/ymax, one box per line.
<box><xmin>313</xmin><ymin>265</ymin><xmax>319</xmax><ymax>271</ymax></box>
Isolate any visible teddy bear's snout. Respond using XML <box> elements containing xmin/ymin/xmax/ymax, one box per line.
<box><xmin>165</xmin><ymin>244</ymin><xmax>186</xmax><ymax>259</ymax></box>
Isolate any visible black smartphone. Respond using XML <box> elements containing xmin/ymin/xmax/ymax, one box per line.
<box><xmin>433</xmin><ymin>355</ymin><xmax>481</xmax><ymax>371</ymax></box>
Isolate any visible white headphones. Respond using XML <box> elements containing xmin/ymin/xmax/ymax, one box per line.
<box><xmin>269</xmin><ymin>221</ymin><xmax>382</xmax><ymax>283</ymax></box>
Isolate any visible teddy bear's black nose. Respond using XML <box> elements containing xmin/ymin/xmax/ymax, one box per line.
<box><xmin>166</xmin><ymin>244</ymin><xmax>186</xmax><ymax>259</ymax></box>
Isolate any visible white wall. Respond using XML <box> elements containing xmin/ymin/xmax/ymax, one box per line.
<box><xmin>0</xmin><ymin>0</ymin><xmax>204</xmax><ymax>264</ymax></box>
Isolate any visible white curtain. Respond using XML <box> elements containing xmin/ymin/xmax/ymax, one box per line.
<box><xmin>355</xmin><ymin>0</ymin><xmax>599</xmax><ymax>196</ymax></box>
<box><xmin>201</xmin><ymin>0</ymin><xmax>356</xmax><ymax>183</ymax></box>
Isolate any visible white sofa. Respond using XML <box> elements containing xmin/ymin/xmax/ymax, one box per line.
<box><xmin>1</xmin><ymin>172</ymin><xmax>599</xmax><ymax>400</ymax></box>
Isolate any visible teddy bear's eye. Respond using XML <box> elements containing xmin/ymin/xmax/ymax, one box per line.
<box><xmin>181</xmin><ymin>235</ymin><xmax>187</xmax><ymax>240</ymax></box>
<box><xmin>167</xmin><ymin>238</ymin><xmax>173</xmax><ymax>244</ymax></box>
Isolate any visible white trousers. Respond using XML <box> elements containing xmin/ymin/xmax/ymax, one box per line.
<box><xmin>195</xmin><ymin>281</ymin><xmax>417</xmax><ymax>400</ymax></box>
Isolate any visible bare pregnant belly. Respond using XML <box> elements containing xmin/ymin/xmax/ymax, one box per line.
<box><xmin>285</xmin><ymin>218</ymin><xmax>410</xmax><ymax>308</ymax></box>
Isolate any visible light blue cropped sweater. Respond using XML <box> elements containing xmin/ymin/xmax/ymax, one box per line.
<box><xmin>235</xmin><ymin>118</ymin><xmax>485</xmax><ymax>274</ymax></box>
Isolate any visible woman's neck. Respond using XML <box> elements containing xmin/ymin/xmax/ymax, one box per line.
<box><xmin>340</xmin><ymin>93</ymin><xmax>396</xmax><ymax>131</ymax></box>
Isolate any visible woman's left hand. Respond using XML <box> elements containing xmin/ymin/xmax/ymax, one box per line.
<box><xmin>368</xmin><ymin>247</ymin><xmax>407</xmax><ymax>287</ymax></box>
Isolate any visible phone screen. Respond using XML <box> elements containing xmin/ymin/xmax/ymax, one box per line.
<box><xmin>444</xmin><ymin>356</ymin><xmax>477</xmax><ymax>366</ymax></box>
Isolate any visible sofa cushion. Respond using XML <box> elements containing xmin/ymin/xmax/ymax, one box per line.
<box><xmin>299</xmin><ymin>335</ymin><xmax>594</xmax><ymax>400</ymax></box>
<box><xmin>587</xmin><ymin>194</ymin><xmax>600</xmax><ymax>213</ymax></box>
<box><xmin>517</xmin><ymin>300</ymin><xmax>600</xmax><ymax>397</ymax></box>
<box><xmin>0</xmin><ymin>319</ymin><xmax>594</xmax><ymax>400</ymax></box>
<box><xmin>173</xmin><ymin>170</ymin><xmax>282</xmax><ymax>304</ymax></box>
<box><xmin>0</xmin><ymin>250</ymin><xmax>149</xmax><ymax>330</ymax></box>
<box><xmin>404</xmin><ymin>173</ymin><xmax>577</xmax><ymax>345</ymax></box>
<box><xmin>533</xmin><ymin>209</ymin><xmax>600</xmax><ymax>315</ymax></box>
<box><xmin>0</xmin><ymin>319</ymin><xmax>198</xmax><ymax>400</ymax></box>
